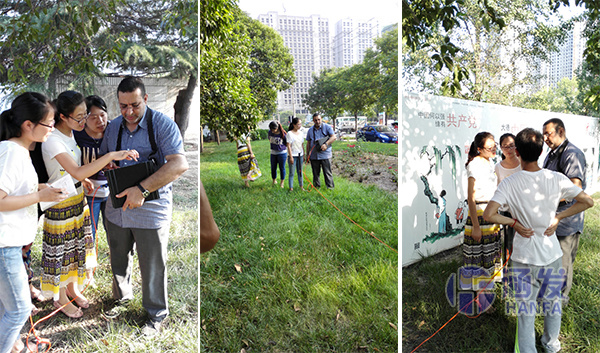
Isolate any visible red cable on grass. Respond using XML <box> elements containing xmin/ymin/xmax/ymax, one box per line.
<box><xmin>410</xmin><ymin>251</ymin><xmax>512</xmax><ymax>353</ymax></box>
<box><xmin>25</xmin><ymin>187</ymin><xmax>101</xmax><ymax>352</ymax></box>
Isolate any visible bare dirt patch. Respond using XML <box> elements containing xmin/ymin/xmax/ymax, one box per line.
<box><xmin>331</xmin><ymin>149</ymin><xmax>398</xmax><ymax>194</ymax></box>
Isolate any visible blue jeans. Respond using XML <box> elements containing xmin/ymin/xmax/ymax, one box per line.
<box><xmin>288</xmin><ymin>155</ymin><xmax>304</xmax><ymax>189</ymax></box>
<box><xmin>0</xmin><ymin>247</ymin><xmax>31</xmax><ymax>352</ymax></box>
<box><xmin>270</xmin><ymin>153</ymin><xmax>287</xmax><ymax>181</ymax></box>
<box><xmin>86</xmin><ymin>196</ymin><xmax>107</xmax><ymax>242</ymax></box>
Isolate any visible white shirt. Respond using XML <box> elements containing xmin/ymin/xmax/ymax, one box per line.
<box><xmin>0</xmin><ymin>141</ymin><xmax>39</xmax><ymax>247</ymax></box>
<box><xmin>495</xmin><ymin>161</ymin><xmax>522</xmax><ymax>184</ymax></box>
<box><xmin>491</xmin><ymin>169</ymin><xmax>582</xmax><ymax>266</ymax></box>
<box><xmin>466</xmin><ymin>156</ymin><xmax>497</xmax><ymax>202</ymax></box>
<box><xmin>287</xmin><ymin>130</ymin><xmax>304</xmax><ymax>156</ymax></box>
<box><xmin>42</xmin><ymin>129</ymin><xmax>81</xmax><ymax>184</ymax></box>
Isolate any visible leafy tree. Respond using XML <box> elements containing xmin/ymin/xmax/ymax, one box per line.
<box><xmin>0</xmin><ymin>0</ymin><xmax>123</xmax><ymax>94</ymax></box>
<box><xmin>404</xmin><ymin>0</ymin><xmax>600</xmax><ymax>111</ymax></box>
<box><xmin>404</xmin><ymin>0</ymin><xmax>565</xmax><ymax>104</ymax></box>
<box><xmin>342</xmin><ymin>63</ymin><xmax>378</xmax><ymax>130</ymax></box>
<box><xmin>105</xmin><ymin>0</ymin><xmax>198</xmax><ymax>138</ymax></box>
<box><xmin>236</xmin><ymin>10</ymin><xmax>295</xmax><ymax>119</ymax></box>
<box><xmin>304</xmin><ymin>68</ymin><xmax>346</xmax><ymax>123</ymax></box>
<box><xmin>0</xmin><ymin>0</ymin><xmax>197</xmax><ymax>136</ymax></box>
<box><xmin>364</xmin><ymin>25</ymin><xmax>398</xmax><ymax>122</ymax></box>
<box><xmin>402</xmin><ymin>0</ymin><xmax>506</xmax><ymax>95</ymax></box>
<box><xmin>200</xmin><ymin>0</ymin><xmax>259</xmax><ymax>145</ymax></box>
<box><xmin>513</xmin><ymin>77</ymin><xmax>581</xmax><ymax>113</ymax></box>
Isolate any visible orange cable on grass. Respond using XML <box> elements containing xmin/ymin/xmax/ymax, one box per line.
<box><xmin>303</xmin><ymin>144</ymin><xmax>397</xmax><ymax>254</ymax></box>
<box><xmin>26</xmin><ymin>187</ymin><xmax>101</xmax><ymax>352</ymax></box>
<box><xmin>410</xmin><ymin>251</ymin><xmax>512</xmax><ymax>353</ymax></box>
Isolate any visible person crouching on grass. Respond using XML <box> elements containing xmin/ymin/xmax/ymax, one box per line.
<box><xmin>483</xmin><ymin>128</ymin><xmax>593</xmax><ymax>353</ymax></box>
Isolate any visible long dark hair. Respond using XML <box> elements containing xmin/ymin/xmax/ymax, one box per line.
<box><xmin>53</xmin><ymin>90</ymin><xmax>85</xmax><ymax>124</ymax></box>
<box><xmin>465</xmin><ymin>131</ymin><xmax>494</xmax><ymax>167</ymax></box>
<box><xmin>288</xmin><ymin>117</ymin><xmax>301</xmax><ymax>131</ymax></box>
<box><xmin>499</xmin><ymin>133</ymin><xmax>516</xmax><ymax>160</ymax></box>
<box><xmin>0</xmin><ymin>92</ymin><xmax>54</xmax><ymax>141</ymax></box>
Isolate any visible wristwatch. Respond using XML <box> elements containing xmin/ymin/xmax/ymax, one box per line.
<box><xmin>136</xmin><ymin>183</ymin><xmax>150</xmax><ymax>198</ymax></box>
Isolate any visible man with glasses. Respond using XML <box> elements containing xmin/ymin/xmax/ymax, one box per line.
<box><xmin>100</xmin><ymin>76</ymin><xmax>189</xmax><ymax>336</ymax></box>
<box><xmin>542</xmin><ymin>118</ymin><xmax>586</xmax><ymax>306</ymax></box>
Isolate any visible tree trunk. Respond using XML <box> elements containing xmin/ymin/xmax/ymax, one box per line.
<box><xmin>216</xmin><ymin>130</ymin><xmax>221</xmax><ymax>146</ymax></box>
<box><xmin>174</xmin><ymin>74</ymin><xmax>197</xmax><ymax>140</ymax></box>
<box><xmin>200</xmin><ymin>125</ymin><xmax>204</xmax><ymax>153</ymax></box>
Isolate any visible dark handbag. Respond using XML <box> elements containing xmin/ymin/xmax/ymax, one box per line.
<box><xmin>107</xmin><ymin>108</ymin><xmax>160</xmax><ymax>208</ymax></box>
<box><xmin>313</xmin><ymin>127</ymin><xmax>330</xmax><ymax>152</ymax></box>
<box><xmin>105</xmin><ymin>160</ymin><xmax>159</xmax><ymax>208</ymax></box>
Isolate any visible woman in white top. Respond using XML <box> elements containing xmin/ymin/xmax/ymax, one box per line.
<box><xmin>495</xmin><ymin>133</ymin><xmax>521</xmax><ymax>184</ymax></box>
<box><xmin>0</xmin><ymin>92</ymin><xmax>67</xmax><ymax>353</ymax></box>
<box><xmin>495</xmin><ymin>133</ymin><xmax>521</xmax><ymax>264</ymax></box>
<box><xmin>287</xmin><ymin>117</ymin><xmax>305</xmax><ymax>191</ymax></box>
<box><xmin>41</xmin><ymin>90</ymin><xmax>138</xmax><ymax>319</ymax></box>
<box><xmin>463</xmin><ymin>132</ymin><xmax>502</xmax><ymax>296</ymax></box>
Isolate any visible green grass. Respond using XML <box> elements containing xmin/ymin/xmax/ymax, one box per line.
<box><xmin>403</xmin><ymin>193</ymin><xmax>600</xmax><ymax>352</ymax></box>
<box><xmin>200</xmin><ymin>140</ymin><xmax>398</xmax><ymax>352</ymax></box>
<box><xmin>336</xmin><ymin>140</ymin><xmax>398</xmax><ymax>156</ymax></box>
<box><xmin>23</xmin><ymin>150</ymin><xmax>198</xmax><ymax>352</ymax></box>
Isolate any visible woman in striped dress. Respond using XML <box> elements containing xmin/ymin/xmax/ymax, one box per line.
<box><xmin>462</xmin><ymin>132</ymin><xmax>502</xmax><ymax>308</ymax></box>
<box><xmin>236</xmin><ymin>133</ymin><xmax>261</xmax><ymax>187</ymax></box>
<box><xmin>41</xmin><ymin>90</ymin><xmax>138</xmax><ymax>318</ymax></box>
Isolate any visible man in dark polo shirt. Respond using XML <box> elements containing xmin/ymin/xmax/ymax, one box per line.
<box><xmin>542</xmin><ymin>118</ymin><xmax>586</xmax><ymax>305</ymax></box>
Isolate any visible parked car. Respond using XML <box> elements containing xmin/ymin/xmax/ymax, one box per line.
<box><xmin>356</xmin><ymin>125</ymin><xmax>398</xmax><ymax>143</ymax></box>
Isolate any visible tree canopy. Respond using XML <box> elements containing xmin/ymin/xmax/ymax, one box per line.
<box><xmin>200</xmin><ymin>1</ymin><xmax>296</xmax><ymax>140</ymax></box>
<box><xmin>403</xmin><ymin>0</ymin><xmax>600</xmax><ymax>112</ymax></box>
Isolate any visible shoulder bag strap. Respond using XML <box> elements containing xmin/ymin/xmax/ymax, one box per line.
<box><xmin>115</xmin><ymin>108</ymin><xmax>157</xmax><ymax>166</ymax></box>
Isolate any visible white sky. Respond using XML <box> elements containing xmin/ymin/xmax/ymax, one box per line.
<box><xmin>237</xmin><ymin>0</ymin><xmax>399</xmax><ymax>28</ymax></box>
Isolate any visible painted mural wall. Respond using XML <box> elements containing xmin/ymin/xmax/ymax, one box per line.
<box><xmin>401</xmin><ymin>92</ymin><xmax>600</xmax><ymax>267</ymax></box>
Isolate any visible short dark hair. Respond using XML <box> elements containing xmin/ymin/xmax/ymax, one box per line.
<box><xmin>85</xmin><ymin>95</ymin><xmax>107</xmax><ymax>113</ymax></box>
<box><xmin>117</xmin><ymin>76</ymin><xmax>146</xmax><ymax>97</ymax></box>
<box><xmin>312</xmin><ymin>113</ymin><xmax>320</xmax><ymax>119</ymax></box>
<box><xmin>543</xmin><ymin>118</ymin><xmax>565</xmax><ymax>134</ymax></box>
<box><xmin>515</xmin><ymin>128</ymin><xmax>544</xmax><ymax>162</ymax></box>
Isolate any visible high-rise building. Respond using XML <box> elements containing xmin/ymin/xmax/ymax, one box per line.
<box><xmin>538</xmin><ymin>21</ymin><xmax>585</xmax><ymax>88</ymax></box>
<box><xmin>258</xmin><ymin>12</ymin><xmax>331</xmax><ymax>116</ymax></box>
<box><xmin>257</xmin><ymin>11</ymin><xmax>384</xmax><ymax>117</ymax></box>
<box><xmin>332</xmin><ymin>18</ymin><xmax>381</xmax><ymax>68</ymax></box>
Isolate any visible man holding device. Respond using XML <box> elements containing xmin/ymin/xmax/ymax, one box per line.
<box><xmin>100</xmin><ymin>76</ymin><xmax>189</xmax><ymax>337</ymax></box>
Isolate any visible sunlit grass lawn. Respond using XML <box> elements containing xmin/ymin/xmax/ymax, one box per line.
<box><xmin>200</xmin><ymin>140</ymin><xmax>398</xmax><ymax>352</ymax></box>
<box><xmin>402</xmin><ymin>193</ymin><xmax>600</xmax><ymax>352</ymax></box>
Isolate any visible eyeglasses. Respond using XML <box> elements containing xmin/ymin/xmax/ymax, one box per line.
<box><xmin>67</xmin><ymin>112</ymin><xmax>89</xmax><ymax>123</ymax></box>
<box><xmin>38</xmin><ymin>121</ymin><xmax>55</xmax><ymax>128</ymax></box>
<box><xmin>482</xmin><ymin>144</ymin><xmax>497</xmax><ymax>153</ymax></box>
<box><xmin>543</xmin><ymin>130</ymin><xmax>556</xmax><ymax>138</ymax></box>
<box><xmin>501</xmin><ymin>144</ymin><xmax>516</xmax><ymax>150</ymax></box>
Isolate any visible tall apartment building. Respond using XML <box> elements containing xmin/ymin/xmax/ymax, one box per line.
<box><xmin>332</xmin><ymin>18</ymin><xmax>381</xmax><ymax>68</ymax></box>
<box><xmin>539</xmin><ymin>21</ymin><xmax>585</xmax><ymax>88</ymax></box>
<box><xmin>257</xmin><ymin>12</ymin><xmax>383</xmax><ymax>117</ymax></box>
<box><xmin>257</xmin><ymin>12</ymin><xmax>332</xmax><ymax>116</ymax></box>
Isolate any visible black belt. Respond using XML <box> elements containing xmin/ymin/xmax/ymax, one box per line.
<box><xmin>475</xmin><ymin>201</ymin><xmax>489</xmax><ymax>204</ymax></box>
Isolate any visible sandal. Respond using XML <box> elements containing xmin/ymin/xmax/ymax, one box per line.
<box><xmin>30</xmin><ymin>286</ymin><xmax>47</xmax><ymax>302</ymax></box>
<box><xmin>53</xmin><ymin>301</ymin><xmax>83</xmax><ymax>319</ymax></box>
<box><xmin>65</xmin><ymin>286</ymin><xmax>89</xmax><ymax>309</ymax></box>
